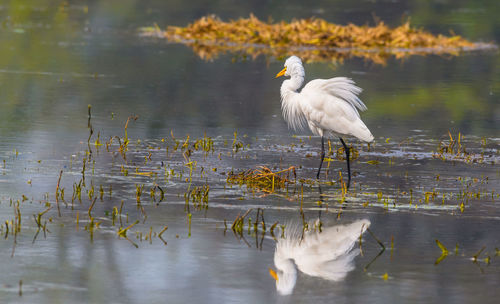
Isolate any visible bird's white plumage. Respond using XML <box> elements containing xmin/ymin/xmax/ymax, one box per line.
<box><xmin>273</xmin><ymin>219</ymin><xmax>371</xmax><ymax>295</ymax></box>
<box><xmin>278</xmin><ymin>56</ymin><xmax>374</xmax><ymax>142</ymax></box>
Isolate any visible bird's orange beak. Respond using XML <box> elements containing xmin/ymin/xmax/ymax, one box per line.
<box><xmin>275</xmin><ymin>67</ymin><xmax>287</xmax><ymax>78</ymax></box>
<box><xmin>269</xmin><ymin>268</ymin><xmax>279</xmax><ymax>281</ymax></box>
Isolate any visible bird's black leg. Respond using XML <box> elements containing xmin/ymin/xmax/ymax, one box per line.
<box><xmin>339</xmin><ymin>137</ymin><xmax>351</xmax><ymax>189</ymax></box>
<box><xmin>316</xmin><ymin>136</ymin><xmax>325</xmax><ymax>179</ymax></box>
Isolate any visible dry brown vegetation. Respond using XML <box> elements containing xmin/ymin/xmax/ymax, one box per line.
<box><xmin>227</xmin><ymin>166</ymin><xmax>296</xmax><ymax>194</ymax></box>
<box><xmin>141</xmin><ymin>15</ymin><xmax>492</xmax><ymax>64</ymax></box>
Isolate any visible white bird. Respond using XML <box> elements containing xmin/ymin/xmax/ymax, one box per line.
<box><xmin>269</xmin><ymin>219</ymin><xmax>371</xmax><ymax>295</ymax></box>
<box><xmin>275</xmin><ymin>56</ymin><xmax>374</xmax><ymax>188</ymax></box>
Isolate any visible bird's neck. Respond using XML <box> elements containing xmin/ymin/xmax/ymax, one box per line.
<box><xmin>279</xmin><ymin>74</ymin><xmax>306</xmax><ymax>131</ymax></box>
<box><xmin>280</xmin><ymin>74</ymin><xmax>304</xmax><ymax>98</ymax></box>
<box><xmin>278</xmin><ymin>258</ymin><xmax>297</xmax><ymax>275</ymax></box>
<box><xmin>275</xmin><ymin>243</ymin><xmax>299</xmax><ymax>275</ymax></box>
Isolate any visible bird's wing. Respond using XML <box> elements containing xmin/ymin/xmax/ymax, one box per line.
<box><xmin>298</xmin><ymin>249</ymin><xmax>359</xmax><ymax>281</ymax></box>
<box><xmin>303</xmin><ymin>77</ymin><xmax>367</xmax><ymax>113</ymax></box>
<box><xmin>300</xmin><ymin>78</ymin><xmax>373</xmax><ymax>141</ymax></box>
<box><xmin>297</xmin><ymin>219</ymin><xmax>370</xmax><ymax>262</ymax></box>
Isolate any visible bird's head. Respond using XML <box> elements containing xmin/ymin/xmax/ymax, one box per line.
<box><xmin>269</xmin><ymin>245</ymin><xmax>299</xmax><ymax>296</ymax></box>
<box><xmin>269</xmin><ymin>267</ymin><xmax>297</xmax><ymax>296</ymax></box>
<box><xmin>275</xmin><ymin>55</ymin><xmax>304</xmax><ymax>78</ymax></box>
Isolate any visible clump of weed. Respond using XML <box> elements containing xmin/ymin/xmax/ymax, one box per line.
<box><xmin>140</xmin><ymin>15</ymin><xmax>489</xmax><ymax>64</ymax></box>
<box><xmin>227</xmin><ymin>166</ymin><xmax>296</xmax><ymax>193</ymax></box>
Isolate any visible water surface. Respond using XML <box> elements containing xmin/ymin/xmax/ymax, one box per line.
<box><xmin>0</xmin><ymin>1</ymin><xmax>499</xmax><ymax>303</ymax></box>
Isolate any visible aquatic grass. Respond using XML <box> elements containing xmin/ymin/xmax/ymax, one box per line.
<box><xmin>4</xmin><ymin>102</ymin><xmax>498</xmax><ymax>273</ymax></box>
<box><xmin>227</xmin><ymin>166</ymin><xmax>296</xmax><ymax>193</ymax></box>
<box><xmin>106</xmin><ymin>115</ymin><xmax>139</xmax><ymax>161</ymax></box>
<box><xmin>87</xmin><ymin>181</ymin><xmax>95</xmax><ymax>201</ymax></box>
<box><xmin>72</xmin><ymin>180</ymin><xmax>82</xmax><ymax>204</ymax></box>
<box><xmin>230</xmin><ymin>208</ymin><xmax>267</xmax><ymax>249</ymax></box>
<box><xmin>435</xmin><ymin>239</ymin><xmax>449</xmax><ymax>265</ymax></box>
<box><xmin>432</xmin><ymin>131</ymin><xmax>494</xmax><ymax>164</ymax></box>
<box><xmin>192</xmin><ymin>133</ymin><xmax>215</xmax><ymax>155</ymax></box>
<box><xmin>84</xmin><ymin>216</ymin><xmax>101</xmax><ymax>242</ymax></box>
<box><xmin>158</xmin><ymin>225</ymin><xmax>168</xmax><ymax>245</ymax></box>
<box><xmin>99</xmin><ymin>184</ymin><xmax>104</xmax><ymax>201</ymax></box>
<box><xmin>471</xmin><ymin>246</ymin><xmax>491</xmax><ymax>265</ymax></box>
<box><xmin>187</xmin><ymin>213</ymin><xmax>192</xmax><ymax>237</ymax></box>
<box><xmin>32</xmin><ymin>206</ymin><xmax>52</xmax><ymax>244</ymax></box>
<box><xmin>135</xmin><ymin>184</ymin><xmax>144</xmax><ymax>203</ymax></box>
<box><xmin>88</xmin><ymin>197</ymin><xmax>97</xmax><ymax>217</ymax></box>
<box><xmin>362</xmin><ymin>228</ymin><xmax>386</xmax><ymax>271</ymax></box>
<box><xmin>188</xmin><ymin>184</ymin><xmax>210</xmax><ymax>210</ymax></box>
<box><xmin>232</xmin><ymin>131</ymin><xmax>245</xmax><ymax>155</ymax></box>
<box><xmin>269</xmin><ymin>221</ymin><xmax>279</xmax><ymax>240</ymax></box>
<box><xmin>55</xmin><ymin>170</ymin><xmax>63</xmax><ymax>216</ymax></box>
<box><xmin>335</xmin><ymin>145</ymin><xmax>359</xmax><ymax>162</ymax></box>
<box><xmin>118</xmin><ymin>220</ymin><xmax>139</xmax><ymax>237</ymax></box>
<box><xmin>432</xmin><ymin>241</ymin><xmax>494</xmax><ymax>268</ymax></box>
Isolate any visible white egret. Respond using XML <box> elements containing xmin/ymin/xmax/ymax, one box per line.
<box><xmin>276</xmin><ymin>56</ymin><xmax>374</xmax><ymax>188</ymax></box>
<box><xmin>269</xmin><ymin>219</ymin><xmax>370</xmax><ymax>295</ymax></box>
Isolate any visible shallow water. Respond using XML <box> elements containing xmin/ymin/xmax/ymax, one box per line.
<box><xmin>0</xmin><ymin>1</ymin><xmax>499</xmax><ymax>303</ymax></box>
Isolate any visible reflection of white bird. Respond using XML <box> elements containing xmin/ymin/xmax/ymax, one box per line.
<box><xmin>276</xmin><ymin>56</ymin><xmax>374</xmax><ymax>188</ymax></box>
<box><xmin>269</xmin><ymin>219</ymin><xmax>370</xmax><ymax>295</ymax></box>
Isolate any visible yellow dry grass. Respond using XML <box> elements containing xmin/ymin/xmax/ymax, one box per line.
<box><xmin>227</xmin><ymin>166</ymin><xmax>296</xmax><ymax>193</ymax></box>
<box><xmin>141</xmin><ymin>15</ymin><xmax>490</xmax><ymax>64</ymax></box>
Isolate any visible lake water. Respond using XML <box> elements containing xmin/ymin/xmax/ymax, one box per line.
<box><xmin>0</xmin><ymin>1</ymin><xmax>499</xmax><ymax>303</ymax></box>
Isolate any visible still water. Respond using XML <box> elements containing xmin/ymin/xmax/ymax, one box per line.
<box><xmin>0</xmin><ymin>1</ymin><xmax>499</xmax><ymax>303</ymax></box>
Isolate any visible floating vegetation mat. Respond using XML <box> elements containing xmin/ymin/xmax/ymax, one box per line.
<box><xmin>140</xmin><ymin>15</ymin><xmax>496</xmax><ymax>64</ymax></box>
